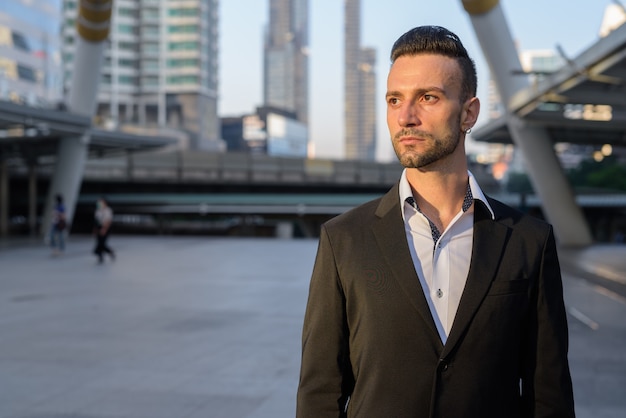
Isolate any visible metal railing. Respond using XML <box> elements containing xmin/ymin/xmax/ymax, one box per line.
<box><xmin>81</xmin><ymin>150</ymin><xmax>404</xmax><ymax>186</ymax></box>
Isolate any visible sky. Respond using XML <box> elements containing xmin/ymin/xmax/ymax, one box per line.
<box><xmin>219</xmin><ymin>0</ymin><xmax>615</xmax><ymax>162</ymax></box>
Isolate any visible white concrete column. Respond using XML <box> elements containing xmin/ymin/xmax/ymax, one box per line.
<box><xmin>0</xmin><ymin>160</ymin><xmax>8</xmax><ymax>237</ymax></box>
<box><xmin>461</xmin><ymin>0</ymin><xmax>593</xmax><ymax>246</ymax></box>
<box><xmin>42</xmin><ymin>0</ymin><xmax>112</xmax><ymax>236</ymax></box>
<box><xmin>28</xmin><ymin>163</ymin><xmax>37</xmax><ymax>236</ymax></box>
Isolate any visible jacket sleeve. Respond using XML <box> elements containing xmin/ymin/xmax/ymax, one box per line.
<box><xmin>296</xmin><ymin>224</ymin><xmax>353</xmax><ymax>418</ymax></box>
<box><xmin>521</xmin><ymin>226</ymin><xmax>576</xmax><ymax>417</ymax></box>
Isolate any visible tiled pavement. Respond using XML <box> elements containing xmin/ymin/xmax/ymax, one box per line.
<box><xmin>0</xmin><ymin>235</ymin><xmax>624</xmax><ymax>417</ymax></box>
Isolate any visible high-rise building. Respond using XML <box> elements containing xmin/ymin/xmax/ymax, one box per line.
<box><xmin>344</xmin><ymin>0</ymin><xmax>376</xmax><ymax>161</ymax></box>
<box><xmin>263</xmin><ymin>0</ymin><xmax>309</xmax><ymax>125</ymax></box>
<box><xmin>0</xmin><ymin>0</ymin><xmax>63</xmax><ymax>106</ymax></box>
<box><xmin>61</xmin><ymin>0</ymin><xmax>222</xmax><ymax>150</ymax></box>
<box><xmin>599</xmin><ymin>2</ymin><xmax>626</xmax><ymax>37</ymax></box>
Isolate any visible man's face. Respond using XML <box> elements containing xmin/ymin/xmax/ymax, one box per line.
<box><xmin>386</xmin><ymin>54</ymin><xmax>468</xmax><ymax>169</ymax></box>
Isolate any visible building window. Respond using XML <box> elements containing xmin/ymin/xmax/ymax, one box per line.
<box><xmin>117</xmin><ymin>24</ymin><xmax>136</xmax><ymax>35</ymax></box>
<box><xmin>142</xmin><ymin>43</ymin><xmax>159</xmax><ymax>53</ymax></box>
<box><xmin>142</xmin><ymin>76</ymin><xmax>159</xmax><ymax>86</ymax></box>
<box><xmin>142</xmin><ymin>59</ymin><xmax>159</xmax><ymax>70</ymax></box>
<box><xmin>118</xmin><ymin>41</ymin><xmax>136</xmax><ymax>51</ymax></box>
<box><xmin>168</xmin><ymin>25</ymin><xmax>199</xmax><ymax>34</ymax></box>
<box><xmin>118</xmin><ymin>75</ymin><xmax>136</xmax><ymax>85</ymax></box>
<box><xmin>142</xmin><ymin>26</ymin><xmax>159</xmax><ymax>36</ymax></box>
<box><xmin>168</xmin><ymin>8</ymin><xmax>197</xmax><ymax>17</ymax></box>
<box><xmin>118</xmin><ymin>58</ymin><xmax>136</xmax><ymax>68</ymax></box>
<box><xmin>166</xmin><ymin>58</ymin><xmax>199</xmax><ymax>68</ymax></box>
<box><xmin>0</xmin><ymin>58</ymin><xmax>17</xmax><ymax>79</ymax></box>
<box><xmin>12</xmin><ymin>31</ymin><xmax>30</xmax><ymax>52</ymax></box>
<box><xmin>166</xmin><ymin>75</ymin><xmax>198</xmax><ymax>85</ymax></box>
<box><xmin>17</xmin><ymin>64</ymin><xmax>37</xmax><ymax>82</ymax></box>
<box><xmin>142</xmin><ymin>9</ymin><xmax>159</xmax><ymax>19</ymax></box>
<box><xmin>168</xmin><ymin>41</ymin><xmax>198</xmax><ymax>51</ymax></box>
<box><xmin>118</xmin><ymin>8</ymin><xmax>137</xmax><ymax>18</ymax></box>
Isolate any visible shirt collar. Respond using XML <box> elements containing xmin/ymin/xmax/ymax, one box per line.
<box><xmin>399</xmin><ymin>168</ymin><xmax>495</xmax><ymax>220</ymax></box>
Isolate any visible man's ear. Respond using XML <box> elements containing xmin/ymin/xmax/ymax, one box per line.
<box><xmin>461</xmin><ymin>97</ymin><xmax>480</xmax><ymax>132</ymax></box>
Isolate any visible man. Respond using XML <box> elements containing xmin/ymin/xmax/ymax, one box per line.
<box><xmin>93</xmin><ymin>197</ymin><xmax>115</xmax><ymax>264</ymax></box>
<box><xmin>50</xmin><ymin>193</ymin><xmax>66</xmax><ymax>255</ymax></box>
<box><xmin>296</xmin><ymin>26</ymin><xmax>575</xmax><ymax>417</ymax></box>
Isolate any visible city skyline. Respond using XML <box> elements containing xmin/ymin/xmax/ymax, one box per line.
<box><xmin>0</xmin><ymin>0</ymin><xmax>617</xmax><ymax>162</ymax></box>
<box><xmin>221</xmin><ymin>0</ymin><xmax>615</xmax><ymax>161</ymax></box>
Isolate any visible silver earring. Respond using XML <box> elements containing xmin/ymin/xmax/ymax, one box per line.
<box><xmin>465</xmin><ymin>128</ymin><xmax>472</xmax><ymax>134</ymax></box>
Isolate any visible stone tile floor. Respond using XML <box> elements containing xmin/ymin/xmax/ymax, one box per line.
<box><xmin>0</xmin><ymin>235</ymin><xmax>624</xmax><ymax>417</ymax></box>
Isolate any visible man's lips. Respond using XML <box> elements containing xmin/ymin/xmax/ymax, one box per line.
<box><xmin>398</xmin><ymin>136</ymin><xmax>425</xmax><ymax>143</ymax></box>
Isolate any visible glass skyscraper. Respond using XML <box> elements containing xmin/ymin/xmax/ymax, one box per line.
<box><xmin>344</xmin><ymin>0</ymin><xmax>376</xmax><ymax>161</ymax></box>
<box><xmin>0</xmin><ymin>0</ymin><xmax>63</xmax><ymax>105</ymax></box>
<box><xmin>263</xmin><ymin>0</ymin><xmax>309</xmax><ymax>125</ymax></box>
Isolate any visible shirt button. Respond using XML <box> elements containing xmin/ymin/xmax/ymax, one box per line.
<box><xmin>436</xmin><ymin>289</ymin><xmax>443</xmax><ymax>298</ymax></box>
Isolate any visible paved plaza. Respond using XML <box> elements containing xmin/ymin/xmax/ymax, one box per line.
<box><xmin>0</xmin><ymin>235</ymin><xmax>625</xmax><ymax>417</ymax></box>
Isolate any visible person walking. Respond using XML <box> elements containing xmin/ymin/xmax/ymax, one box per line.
<box><xmin>49</xmin><ymin>193</ymin><xmax>66</xmax><ymax>256</ymax></box>
<box><xmin>93</xmin><ymin>197</ymin><xmax>115</xmax><ymax>264</ymax></box>
<box><xmin>296</xmin><ymin>26</ymin><xmax>575</xmax><ymax>417</ymax></box>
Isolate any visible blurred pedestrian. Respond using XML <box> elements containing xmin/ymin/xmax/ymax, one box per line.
<box><xmin>93</xmin><ymin>197</ymin><xmax>115</xmax><ymax>264</ymax></box>
<box><xmin>49</xmin><ymin>193</ymin><xmax>66</xmax><ymax>256</ymax></box>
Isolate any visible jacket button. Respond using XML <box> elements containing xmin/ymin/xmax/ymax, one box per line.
<box><xmin>440</xmin><ymin>361</ymin><xmax>448</xmax><ymax>371</ymax></box>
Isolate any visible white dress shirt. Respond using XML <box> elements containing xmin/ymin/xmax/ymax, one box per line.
<box><xmin>400</xmin><ymin>169</ymin><xmax>494</xmax><ymax>343</ymax></box>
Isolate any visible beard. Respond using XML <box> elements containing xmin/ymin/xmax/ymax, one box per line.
<box><xmin>392</xmin><ymin>128</ymin><xmax>461</xmax><ymax>169</ymax></box>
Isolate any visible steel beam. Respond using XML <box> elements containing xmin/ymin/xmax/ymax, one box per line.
<box><xmin>461</xmin><ymin>0</ymin><xmax>593</xmax><ymax>246</ymax></box>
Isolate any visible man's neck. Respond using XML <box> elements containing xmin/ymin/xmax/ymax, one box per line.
<box><xmin>406</xmin><ymin>166</ymin><xmax>470</xmax><ymax>232</ymax></box>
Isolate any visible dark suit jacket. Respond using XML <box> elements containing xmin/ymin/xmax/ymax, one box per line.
<box><xmin>296</xmin><ymin>184</ymin><xmax>575</xmax><ymax>418</ymax></box>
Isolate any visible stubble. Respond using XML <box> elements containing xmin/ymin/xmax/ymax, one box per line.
<box><xmin>392</xmin><ymin>128</ymin><xmax>461</xmax><ymax>169</ymax></box>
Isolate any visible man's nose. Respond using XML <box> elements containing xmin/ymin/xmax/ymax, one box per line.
<box><xmin>398</xmin><ymin>104</ymin><xmax>420</xmax><ymax>127</ymax></box>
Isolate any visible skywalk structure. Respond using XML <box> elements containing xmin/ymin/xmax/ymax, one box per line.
<box><xmin>462</xmin><ymin>0</ymin><xmax>626</xmax><ymax>246</ymax></box>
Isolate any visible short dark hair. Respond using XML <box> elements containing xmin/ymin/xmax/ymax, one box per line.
<box><xmin>390</xmin><ymin>25</ymin><xmax>477</xmax><ymax>102</ymax></box>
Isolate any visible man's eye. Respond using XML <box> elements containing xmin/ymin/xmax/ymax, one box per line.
<box><xmin>423</xmin><ymin>94</ymin><xmax>437</xmax><ymax>102</ymax></box>
<box><xmin>388</xmin><ymin>98</ymin><xmax>399</xmax><ymax>105</ymax></box>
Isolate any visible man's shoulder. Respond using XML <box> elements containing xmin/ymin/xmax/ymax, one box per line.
<box><xmin>486</xmin><ymin>195</ymin><xmax>553</xmax><ymax>232</ymax></box>
<box><xmin>324</xmin><ymin>191</ymin><xmax>391</xmax><ymax>230</ymax></box>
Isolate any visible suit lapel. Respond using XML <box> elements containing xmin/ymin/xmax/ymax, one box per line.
<box><xmin>442</xmin><ymin>201</ymin><xmax>510</xmax><ymax>357</ymax></box>
<box><xmin>372</xmin><ymin>185</ymin><xmax>442</xmax><ymax>343</ymax></box>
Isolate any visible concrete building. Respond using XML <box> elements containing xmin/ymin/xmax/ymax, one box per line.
<box><xmin>221</xmin><ymin>106</ymin><xmax>307</xmax><ymax>158</ymax></box>
<box><xmin>600</xmin><ymin>1</ymin><xmax>626</xmax><ymax>38</ymax></box>
<box><xmin>0</xmin><ymin>0</ymin><xmax>63</xmax><ymax>106</ymax></box>
<box><xmin>61</xmin><ymin>0</ymin><xmax>222</xmax><ymax>151</ymax></box>
<box><xmin>263</xmin><ymin>0</ymin><xmax>309</xmax><ymax>126</ymax></box>
<box><xmin>344</xmin><ymin>0</ymin><xmax>376</xmax><ymax>161</ymax></box>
